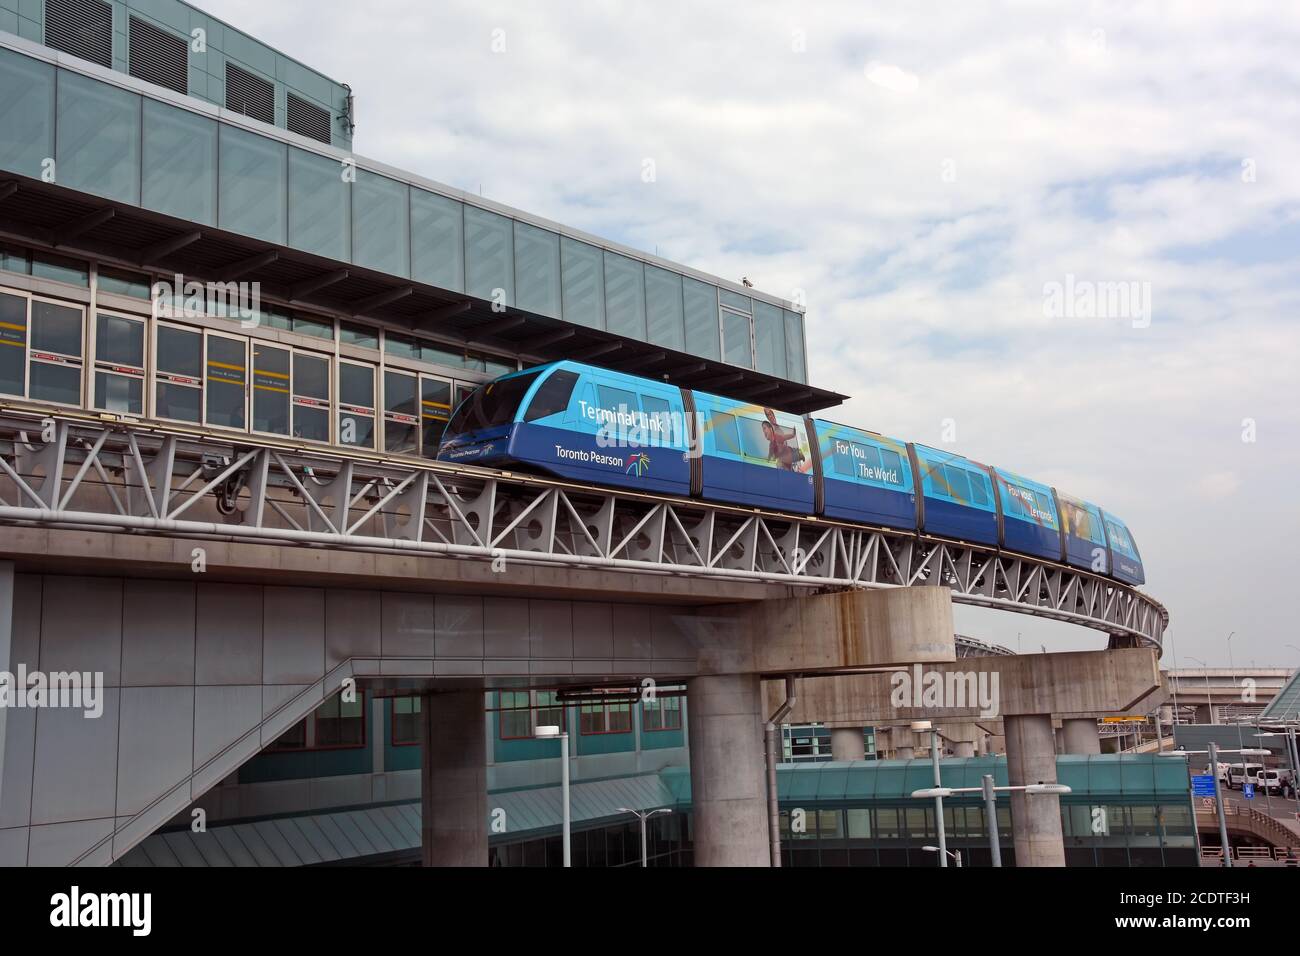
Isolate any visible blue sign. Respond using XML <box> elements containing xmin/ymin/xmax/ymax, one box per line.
<box><xmin>1244</xmin><ymin>782</ymin><xmax>1256</xmax><ymax>800</ymax></box>
<box><xmin>1192</xmin><ymin>775</ymin><xmax>1216</xmax><ymax>797</ymax></box>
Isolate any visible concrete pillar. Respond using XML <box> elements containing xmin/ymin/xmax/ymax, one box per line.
<box><xmin>896</xmin><ymin>745</ymin><xmax>915</xmax><ymax>759</ymax></box>
<box><xmin>420</xmin><ymin>690</ymin><xmax>488</xmax><ymax>867</ymax></box>
<box><xmin>1061</xmin><ymin>717</ymin><xmax>1101</xmax><ymax>755</ymax></box>
<box><xmin>687</xmin><ymin>673</ymin><xmax>770</xmax><ymax>866</ymax></box>
<box><xmin>952</xmin><ymin>740</ymin><xmax>976</xmax><ymax>758</ymax></box>
<box><xmin>830</xmin><ymin>727</ymin><xmax>866</xmax><ymax>762</ymax></box>
<box><xmin>1004</xmin><ymin>714</ymin><xmax>1065</xmax><ymax>867</ymax></box>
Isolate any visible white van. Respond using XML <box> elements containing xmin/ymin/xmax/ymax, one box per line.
<box><xmin>1226</xmin><ymin>764</ymin><xmax>1264</xmax><ymax>790</ymax></box>
<box><xmin>1254</xmin><ymin>769</ymin><xmax>1293</xmax><ymax>793</ymax></box>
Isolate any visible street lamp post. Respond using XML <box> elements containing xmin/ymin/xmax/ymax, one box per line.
<box><xmin>535</xmin><ymin>725</ymin><xmax>570</xmax><ymax>867</ymax></box>
<box><xmin>617</xmin><ymin>807</ymin><xmax>672</xmax><ymax>867</ymax></box>
<box><xmin>1162</xmin><ymin>745</ymin><xmax>1270</xmax><ymax>868</ymax></box>
<box><xmin>912</xmin><ymin>720</ymin><xmax>947</xmax><ymax>867</ymax></box>
<box><xmin>911</xmin><ymin>782</ymin><xmax>1070</xmax><ymax>867</ymax></box>
<box><xmin>923</xmin><ymin>846</ymin><xmax>962</xmax><ymax>867</ymax></box>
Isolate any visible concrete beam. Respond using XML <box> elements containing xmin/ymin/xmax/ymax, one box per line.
<box><xmin>420</xmin><ymin>689</ymin><xmax>487</xmax><ymax>867</ymax></box>
<box><xmin>690</xmin><ymin>586</ymin><xmax>956</xmax><ymax>677</ymax></box>
<box><xmin>762</xmin><ymin>647</ymin><xmax>1163</xmax><ymax>725</ymax></box>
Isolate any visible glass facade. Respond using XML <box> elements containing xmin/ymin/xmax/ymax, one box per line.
<box><xmin>0</xmin><ymin>38</ymin><xmax>812</xmax><ymax>409</ymax></box>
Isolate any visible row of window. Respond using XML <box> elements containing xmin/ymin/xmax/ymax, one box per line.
<box><xmin>0</xmin><ymin>45</ymin><xmax>808</xmax><ymax>381</ymax></box>
<box><xmin>497</xmin><ymin>690</ymin><xmax>683</xmax><ymax>740</ymax></box>
<box><xmin>0</xmin><ymin>288</ymin><xmax>491</xmax><ymax>456</ymax></box>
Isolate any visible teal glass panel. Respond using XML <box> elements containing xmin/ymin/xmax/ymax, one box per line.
<box><xmin>0</xmin><ymin>48</ymin><xmax>55</xmax><ymax>179</ymax></box>
<box><xmin>753</xmin><ymin>300</ymin><xmax>787</xmax><ymax>378</ymax></box>
<box><xmin>56</xmin><ymin>70</ymin><xmax>141</xmax><ymax>204</ymax></box>
<box><xmin>464</xmin><ymin>206</ymin><xmax>513</xmax><ymax>305</ymax></box>
<box><xmin>353</xmin><ymin>171</ymin><xmax>409</xmax><ymax>276</ymax></box>
<box><xmin>722</xmin><ymin>309</ymin><xmax>752</xmax><ymax>367</ymax></box>
<box><xmin>288</xmin><ymin>147</ymin><xmax>349</xmax><ymax>260</ymax></box>
<box><xmin>142</xmin><ymin>99</ymin><xmax>217</xmax><ymax>225</ymax></box>
<box><xmin>719</xmin><ymin>288</ymin><xmax>751</xmax><ymax>313</ymax></box>
<box><xmin>603</xmin><ymin>252</ymin><xmax>646</xmax><ymax>340</ymax></box>
<box><xmin>339</xmin><ymin>321</ymin><xmax>378</xmax><ymax>349</ymax></box>
<box><xmin>784</xmin><ymin>309</ymin><xmax>806</xmax><ymax>383</ymax></box>
<box><xmin>645</xmin><ymin>265</ymin><xmax>684</xmax><ymax>351</ymax></box>
<box><xmin>410</xmin><ymin>189</ymin><xmax>463</xmax><ymax>292</ymax></box>
<box><xmin>560</xmin><ymin>237</ymin><xmax>604</xmax><ymax>330</ymax></box>
<box><xmin>219</xmin><ymin>125</ymin><xmax>287</xmax><ymax>245</ymax></box>
<box><xmin>683</xmin><ymin>277</ymin><xmax>720</xmax><ymax>361</ymax></box>
<box><xmin>31</xmin><ymin>252</ymin><xmax>88</xmax><ymax>286</ymax></box>
<box><xmin>513</xmin><ymin>221</ymin><xmax>560</xmax><ymax>318</ymax></box>
<box><xmin>97</xmin><ymin>267</ymin><xmax>152</xmax><ymax>299</ymax></box>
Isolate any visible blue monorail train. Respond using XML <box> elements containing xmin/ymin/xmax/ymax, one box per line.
<box><xmin>437</xmin><ymin>361</ymin><xmax>1145</xmax><ymax>585</ymax></box>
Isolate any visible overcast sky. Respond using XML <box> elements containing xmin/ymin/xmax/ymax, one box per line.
<box><xmin>204</xmin><ymin>0</ymin><xmax>1300</xmax><ymax>669</ymax></box>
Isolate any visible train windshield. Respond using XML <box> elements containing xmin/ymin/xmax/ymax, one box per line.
<box><xmin>446</xmin><ymin>371</ymin><xmax>540</xmax><ymax>435</ymax></box>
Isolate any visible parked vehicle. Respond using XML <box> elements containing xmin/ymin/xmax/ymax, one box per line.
<box><xmin>1226</xmin><ymin>764</ymin><xmax>1264</xmax><ymax>790</ymax></box>
<box><xmin>1253</xmin><ymin>769</ymin><xmax>1293</xmax><ymax>793</ymax></box>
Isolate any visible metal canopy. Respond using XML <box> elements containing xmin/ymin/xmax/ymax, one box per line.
<box><xmin>0</xmin><ymin>174</ymin><xmax>846</xmax><ymax>415</ymax></box>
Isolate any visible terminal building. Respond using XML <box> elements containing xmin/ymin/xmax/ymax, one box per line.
<box><xmin>0</xmin><ymin>0</ymin><xmax>1186</xmax><ymax>868</ymax></box>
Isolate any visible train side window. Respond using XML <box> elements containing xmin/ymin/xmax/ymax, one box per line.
<box><xmin>155</xmin><ymin>323</ymin><xmax>203</xmax><ymax>423</ymax></box>
<box><xmin>383</xmin><ymin>368</ymin><xmax>419</xmax><ymax>454</ymax></box>
<box><xmin>737</xmin><ymin>416</ymin><xmax>769</xmax><ymax>459</ymax></box>
<box><xmin>640</xmin><ymin>393</ymin><xmax>675</xmax><ymax>446</ymax></box>
<box><xmin>968</xmin><ymin>471</ymin><xmax>989</xmax><ymax>507</ymax></box>
<box><xmin>338</xmin><ymin>360</ymin><xmax>376</xmax><ymax>449</ymax></box>
<box><xmin>595</xmin><ymin>383</ymin><xmax>637</xmax><ymax>420</ymax></box>
<box><xmin>252</xmin><ymin>343</ymin><xmax>291</xmax><ymax>435</ymax></box>
<box><xmin>879</xmin><ymin>448</ymin><xmax>906</xmax><ymax>486</ymax></box>
<box><xmin>851</xmin><ymin>442</ymin><xmax>881</xmax><ymax>479</ymax></box>
<box><xmin>293</xmin><ymin>352</ymin><xmax>331</xmax><ymax>442</ymax></box>
<box><xmin>943</xmin><ymin>464</ymin><xmax>971</xmax><ymax>502</ymax></box>
<box><xmin>92</xmin><ymin>312</ymin><xmax>145</xmax><ymax>415</ymax></box>
<box><xmin>525</xmin><ymin>369</ymin><xmax>580</xmax><ymax>422</ymax></box>
<box><xmin>832</xmin><ymin>440</ymin><xmax>856</xmax><ymax>477</ymax></box>
<box><xmin>710</xmin><ymin>410</ymin><xmax>741</xmax><ymax>456</ymax></box>
<box><xmin>1034</xmin><ymin>492</ymin><xmax>1055</xmax><ymax>523</ymax></box>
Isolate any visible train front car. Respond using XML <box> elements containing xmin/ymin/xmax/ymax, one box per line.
<box><xmin>910</xmin><ymin>444</ymin><xmax>999</xmax><ymax>547</ymax></box>
<box><xmin>1100</xmin><ymin>509</ymin><xmax>1146</xmax><ymax>585</ymax></box>
<box><xmin>438</xmin><ymin>362</ymin><xmax>692</xmax><ymax>497</ymax></box>
<box><xmin>810</xmin><ymin>420</ymin><xmax>917</xmax><ymax>530</ymax></box>
<box><xmin>991</xmin><ymin>467</ymin><xmax>1063</xmax><ymax>562</ymax></box>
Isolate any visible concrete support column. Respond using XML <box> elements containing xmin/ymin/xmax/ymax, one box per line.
<box><xmin>1005</xmin><ymin>714</ymin><xmax>1065</xmax><ymax>867</ymax></box>
<box><xmin>830</xmin><ymin>727</ymin><xmax>866</xmax><ymax>762</ymax></box>
<box><xmin>952</xmin><ymin>740</ymin><xmax>976</xmax><ymax>758</ymax></box>
<box><xmin>420</xmin><ymin>690</ymin><xmax>488</xmax><ymax>867</ymax></box>
<box><xmin>687</xmin><ymin>673</ymin><xmax>770</xmax><ymax>867</ymax></box>
<box><xmin>1061</xmin><ymin>717</ymin><xmax>1101</xmax><ymax>755</ymax></box>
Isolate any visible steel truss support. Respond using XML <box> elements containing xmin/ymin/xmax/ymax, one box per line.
<box><xmin>0</xmin><ymin>412</ymin><xmax>1168</xmax><ymax>648</ymax></box>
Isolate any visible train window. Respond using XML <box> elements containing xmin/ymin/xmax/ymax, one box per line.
<box><xmin>879</xmin><ymin>448</ymin><xmax>906</xmax><ymax>486</ymax></box>
<box><xmin>1106</xmin><ymin>520</ymin><xmax>1134</xmax><ymax>556</ymax></box>
<box><xmin>338</xmin><ymin>360</ymin><xmax>376</xmax><ymax>449</ymax></box>
<box><xmin>1004</xmin><ymin>484</ymin><xmax>1031</xmax><ymax>517</ymax></box>
<box><xmin>205</xmin><ymin>334</ymin><xmax>247</xmax><ymax>430</ymax></box>
<box><xmin>29</xmin><ymin>301</ymin><xmax>84</xmax><ymax>406</ymax></box>
<box><xmin>832</xmin><ymin>441</ymin><xmax>856</xmax><ymax>477</ymax></box>
<box><xmin>1034</xmin><ymin>492</ymin><xmax>1056</xmax><ymax>523</ymax></box>
<box><xmin>968</xmin><ymin>472</ymin><xmax>989</xmax><ymax>507</ymax></box>
<box><xmin>252</xmin><ymin>344</ymin><xmax>291</xmax><ymax>435</ymax></box>
<box><xmin>420</xmin><ymin>376</ymin><xmax>452</xmax><ymax>455</ymax></box>
<box><xmin>943</xmin><ymin>464</ymin><xmax>971</xmax><ymax>502</ymax></box>
<box><xmin>852</xmin><ymin>442</ymin><xmax>882</xmax><ymax>478</ymax></box>
<box><xmin>0</xmin><ymin>292</ymin><xmax>25</xmax><ymax>397</ymax></box>
<box><xmin>155</xmin><ymin>323</ymin><xmax>202</xmax><ymax>423</ymax></box>
<box><xmin>92</xmin><ymin>313</ymin><xmax>145</xmax><ymax>415</ymax></box>
<box><xmin>595</xmin><ymin>384</ymin><xmax>638</xmax><ymax>421</ymax></box>
<box><xmin>525</xmin><ymin>369</ymin><xmax>580</xmax><ymax>422</ymax></box>
<box><xmin>640</xmin><ymin>394</ymin><xmax>672</xmax><ymax>432</ymax></box>
<box><xmin>709</xmin><ymin>410</ymin><xmax>742</xmax><ymax>455</ymax></box>
<box><xmin>446</xmin><ymin>371</ymin><xmax>540</xmax><ymax>435</ymax></box>
<box><xmin>384</xmin><ymin>369</ymin><xmax>420</xmax><ymax>454</ymax></box>
<box><xmin>292</xmin><ymin>353</ymin><xmax>331</xmax><ymax>442</ymax></box>
<box><xmin>737</xmin><ymin>416</ymin><xmax>770</xmax><ymax>459</ymax></box>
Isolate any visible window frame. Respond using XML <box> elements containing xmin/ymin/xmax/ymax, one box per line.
<box><xmin>641</xmin><ymin>694</ymin><xmax>682</xmax><ymax>732</ymax></box>
<box><xmin>25</xmin><ymin>293</ymin><xmax>88</xmax><ymax>409</ymax></box>
<box><xmin>151</xmin><ymin>317</ymin><xmax>205</xmax><ymax>425</ymax></box>
<box><xmin>580</xmin><ymin>699</ymin><xmax>633</xmax><ymax>736</ymax></box>
<box><xmin>88</xmin><ymin>307</ymin><xmax>147</xmax><ymax>416</ymax></box>
<box><xmin>312</xmin><ymin>689</ymin><xmax>367</xmax><ymax>751</ymax></box>
<box><xmin>202</xmin><ymin>327</ymin><xmax>250</xmax><ymax>432</ymax></box>
<box><xmin>391</xmin><ymin>696</ymin><xmax>422</xmax><ymax>747</ymax></box>
<box><xmin>498</xmin><ymin>689</ymin><xmax>568</xmax><ymax>740</ymax></box>
<box><xmin>336</xmin><ymin>356</ymin><xmax>377</xmax><ymax>450</ymax></box>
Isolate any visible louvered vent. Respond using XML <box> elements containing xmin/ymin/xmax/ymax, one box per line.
<box><xmin>225</xmin><ymin>62</ymin><xmax>274</xmax><ymax>125</ymax></box>
<box><xmin>128</xmin><ymin>16</ymin><xmax>189</xmax><ymax>94</ymax></box>
<box><xmin>287</xmin><ymin>93</ymin><xmax>332</xmax><ymax>145</ymax></box>
<box><xmin>44</xmin><ymin>0</ymin><xmax>113</xmax><ymax>68</ymax></box>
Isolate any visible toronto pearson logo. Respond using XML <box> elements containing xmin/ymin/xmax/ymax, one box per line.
<box><xmin>625</xmin><ymin>452</ymin><xmax>651</xmax><ymax>477</ymax></box>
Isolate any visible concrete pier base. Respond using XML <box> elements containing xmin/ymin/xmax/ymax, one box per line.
<box><xmin>687</xmin><ymin>674</ymin><xmax>770</xmax><ymax>866</ymax></box>
<box><xmin>1005</xmin><ymin>713</ymin><xmax>1065</xmax><ymax>867</ymax></box>
<box><xmin>420</xmin><ymin>690</ymin><xmax>488</xmax><ymax>867</ymax></box>
<box><xmin>952</xmin><ymin>740</ymin><xmax>976</xmax><ymax>758</ymax></box>
<box><xmin>830</xmin><ymin>727</ymin><xmax>866</xmax><ymax>761</ymax></box>
<box><xmin>1061</xmin><ymin>717</ymin><xmax>1101</xmax><ymax>755</ymax></box>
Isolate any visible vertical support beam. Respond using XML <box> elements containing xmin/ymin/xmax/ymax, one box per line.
<box><xmin>1061</xmin><ymin>717</ymin><xmax>1101</xmax><ymax>755</ymax></box>
<box><xmin>420</xmin><ymin>689</ymin><xmax>488</xmax><ymax>867</ymax></box>
<box><xmin>830</xmin><ymin>727</ymin><xmax>866</xmax><ymax>761</ymax></box>
<box><xmin>1005</xmin><ymin>713</ymin><xmax>1066</xmax><ymax>867</ymax></box>
<box><xmin>687</xmin><ymin>674</ymin><xmax>770</xmax><ymax>866</ymax></box>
